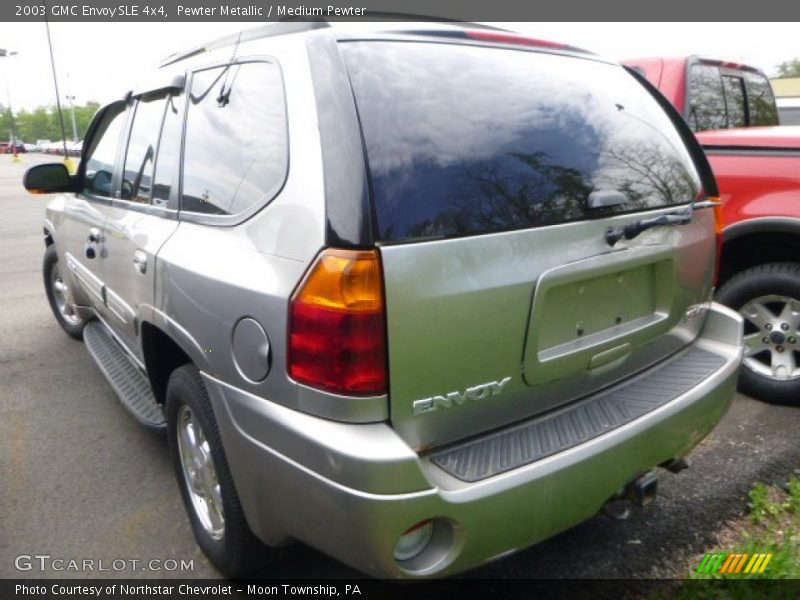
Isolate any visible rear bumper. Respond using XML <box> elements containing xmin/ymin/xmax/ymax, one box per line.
<box><xmin>205</xmin><ymin>302</ymin><xmax>743</xmax><ymax>578</ymax></box>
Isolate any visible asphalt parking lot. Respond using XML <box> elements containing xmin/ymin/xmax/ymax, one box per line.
<box><xmin>1</xmin><ymin>154</ymin><xmax>799</xmax><ymax>581</ymax></box>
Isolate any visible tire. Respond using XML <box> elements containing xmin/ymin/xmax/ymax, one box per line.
<box><xmin>165</xmin><ymin>364</ymin><xmax>272</xmax><ymax>577</ymax></box>
<box><xmin>716</xmin><ymin>262</ymin><xmax>800</xmax><ymax>406</ymax></box>
<box><xmin>43</xmin><ymin>244</ymin><xmax>85</xmax><ymax>340</ymax></box>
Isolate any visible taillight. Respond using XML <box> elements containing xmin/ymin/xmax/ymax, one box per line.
<box><xmin>709</xmin><ymin>196</ymin><xmax>724</xmax><ymax>284</ymax></box>
<box><xmin>288</xmin><ymin>248</ymin><xmax>387</xmax><ymax>396</ymax></box>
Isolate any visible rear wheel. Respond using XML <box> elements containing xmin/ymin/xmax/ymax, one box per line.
<box><xmin>165</xmin><ymin>364</ymin><xmax>273</xmax><ymax>577</ymax></box>
<box><xmin>43</xmin><ymin>244</ymin><xmax>85</xmax><ymax>340</ymax></box>
<box><xmin>716</xmin><ymin>263</ymin><xmax>800</xmax><ymax>405</ymax></box>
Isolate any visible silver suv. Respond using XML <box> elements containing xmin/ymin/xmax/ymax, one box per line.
<box><xmin>25</xmin><ymin>23</ymin><xmax>743</xmax><ymax>578</ymax></box>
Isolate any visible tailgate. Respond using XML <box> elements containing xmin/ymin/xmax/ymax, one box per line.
<box><xmin>341</xmin><ymin>40</ymin><xmax>715</xmax><ymax>449</ymax></box>
<box><xmin>381</xmin><ymin>211</ymin><xmax>714</xmax><ymax>449</ymax></box>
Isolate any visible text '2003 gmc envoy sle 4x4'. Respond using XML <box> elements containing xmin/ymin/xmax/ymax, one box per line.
<box><xmin>24</xmin><ymin>23</ymin><xmax>743</xmax><ymax>578</ymax></box>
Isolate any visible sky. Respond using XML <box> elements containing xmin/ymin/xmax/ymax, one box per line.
<box><xmin>0</xmin><ymin>21</ymin><xmax>798</xmax><ymax>112</ymax></box>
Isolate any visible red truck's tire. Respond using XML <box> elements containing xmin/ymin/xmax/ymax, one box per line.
<box><xmin>716</xmin><ymin>262</ymin><xmax>800</xmax><ymax>406</ymax></box>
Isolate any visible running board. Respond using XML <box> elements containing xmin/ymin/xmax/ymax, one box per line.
<box><xmin>83</xmin><ymin>320</ymin><xmax>166</xmax><ymax>430</ymax></box>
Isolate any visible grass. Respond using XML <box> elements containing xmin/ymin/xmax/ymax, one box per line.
<box><xmin>693</xmin><ymin>477</ymin><xmax>800</xmax><ymax>580</ymax></box>
<box><xmin>650</xmin><ymin>477</ymin><xmax>800</xmax><ymax>600</ymax></box>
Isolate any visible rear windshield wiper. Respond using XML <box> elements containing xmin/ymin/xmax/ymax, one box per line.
<box><xmin>605</xmin><ymin>208</ymin><xmax>692</xmax><ymax>247</ymax></box>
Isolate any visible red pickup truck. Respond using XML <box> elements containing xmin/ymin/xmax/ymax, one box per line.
<box><xmin>624</xmin><ymin>56</ymin><xmax>800</xmax><ymax>405</ymax></box>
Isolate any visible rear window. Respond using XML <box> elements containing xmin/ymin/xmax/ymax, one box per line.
<box><xmin>342</xmin><ymin>42</ymin><xmax>700</xmax><ymax>243</ymax></box>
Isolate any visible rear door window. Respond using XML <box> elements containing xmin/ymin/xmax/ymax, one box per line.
<box><xmin>181</xmin><ymin>62</ymin><xmax>288</xmax><ymax>217</ymax></box>
<box><xmin>342</xmin><ymin>42</ymin><xmax>700</xmax><ymax>243</ymax></box>
<box><xmin>744</xmin><ymin>72</ymin><xmax>779</xmax><ymax>126</ymax></box>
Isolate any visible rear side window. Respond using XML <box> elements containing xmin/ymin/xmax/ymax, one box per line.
<box><xmin>744</xmin><ymin>72</ymin><xmax>779</xmax><ymax>126</ymax></box>
<box><xmin>181</xmin><ymin>62</ymin><xmax>287</xmax><ymax>217</ymax></box>
<box><xmin>688</xmin><ymin>64</ymin><xmax>728</xmax><ymax>131</ymax></box>
<box><xmin>342</xmin><ymin>42</ymin><xmax>701</xmax><ymax>243</ymax></box>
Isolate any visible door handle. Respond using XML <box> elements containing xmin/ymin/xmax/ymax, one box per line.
<box><xmin>133</xmin><ymin>250</ymin><xmax>147</xmax><ymax>274</ymax></box>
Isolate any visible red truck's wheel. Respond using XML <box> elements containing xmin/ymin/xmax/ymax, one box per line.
<box><xmin>716</xmin><ymin>262</ymin><xmax>800</xmax><ymax>405</ymax></box>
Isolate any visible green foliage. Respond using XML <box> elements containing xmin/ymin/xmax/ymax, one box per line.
<box><xmin>649</xmin><ymin>478</ymin><xmax>800</xmax><ymax>599</ymax></box>
<box><xmin>695</xmin><ymin>478</ymin><xmax>800</xmax><ymax>581</ymax></box>
<box><xmin>775</xmin><ymin>58</ymin><xmax>800</xmax><ymax>78</ymax></box>
<box><xmin>0</xmin><ymin>101</ymin><xmax>100</xmax><ymax>143</ymax></box>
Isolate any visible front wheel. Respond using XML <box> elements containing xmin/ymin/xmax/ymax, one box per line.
<box><xmin>716</xmin><ymin>262</ymin><xmax>800</xmax><ymax>405</ymax></box>
<box><xmin>43</xmin><ymin>244</ymin><xmax>85</xmax><ymax>340</ymax></box>
<box><xmin>165</xmin><ymin>364</ymin><xmax>273</xmax><ymax>577</ymax></box>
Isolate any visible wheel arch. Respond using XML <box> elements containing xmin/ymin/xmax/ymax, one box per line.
<box><xmin>720</xmin><ymin>218</ymin><xmax>800</xmax><ymax>285</ymax></box>
<box><xmin>140</xmin><ymin>321</ymin><xmax>195</xmax><ymax>404</ymax></box>
<box><xmin>43</xmin><ymin>218</ymin><xmax>56</xmax><ymax>247</ymax></box>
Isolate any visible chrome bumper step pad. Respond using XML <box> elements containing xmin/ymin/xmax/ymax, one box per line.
<box><xmin>83</xmin><ymin>320</ymin><xmax>166</xmax><ymax>430</ymax></box>
<box><xmin>430</xmin><ymin>347</ymin><xmax>725</xmax><ymax>482</ymax></box>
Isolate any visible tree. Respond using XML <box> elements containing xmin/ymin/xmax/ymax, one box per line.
<box><xmin>0</xmin><ymin>103</ymin><xmax>9</xmax><ymax>141</ymax></box>
<box><xmin>2</xmin><ymin>101</ymin><xmax>102</xmax><ymax>142</ymax></box>
<box><xmin>74</xmin><ymin>101</ymin><xmax>100</xmax><ymax>138</ymax></box>
<box><xmin>775</xmin><ymin>58</ymin><xmax>800</xmax><ymax>78</ymax></box>
<box><xmin>16</xmin><ymin>107</ymin><xmax>58</xmax><ymax>142</ymax></box>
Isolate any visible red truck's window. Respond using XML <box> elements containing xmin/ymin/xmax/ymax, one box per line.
<box><xmin>689</xmin><ymin>63</ymin><xmax>779</xmax><ymax>131</ymax></box>
<box><xmin>688</xmin><ymin>64</ymin><xmax>727</xmax><ymax>131</ymax></box>
<box><xmin>721</xmin><ymin>75</ymin><xmax>746</xmax><ymax>128</ymax></box>
<box><xmin>744</xmin><ymin>72</ymin><xmax>779</xmax><ymax>126</ymax></box>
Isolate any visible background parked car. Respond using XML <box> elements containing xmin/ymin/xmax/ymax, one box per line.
<box><xmin>0</xmin><ymin>141</ymin><xmax>26</xmax><ymax>154</ymax></box>
<box><xmin>41</xmin><ymin>140</ymin><xmax>70</xmax><ymax>155</ymax></box>
<box><xmin>624</xmin><ymin>56</ymin><xmax>800</xmax><ymax>405</ymax></box>
<box><xmin>622</xmin><ymin>56</ymin><xmax>779</xmax><ymax>131</ymax></box>
<box><xmin>66</xmin><ymin>140</ymin><xmax>82</xmax><ymax>156</ymax></box>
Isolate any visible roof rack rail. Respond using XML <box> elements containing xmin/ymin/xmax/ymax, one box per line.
<box><xmin>159</xmin><ymin>19</ymin><xmax>511</xmax><ymax>69</ymax></box>
<box><xmin>278</xmin><ymin>12</ymin><xmax>508</xmax><ymax>30</ymax></box>
<box><xmin>160</xmin><ymin>21</ymin><xmax>330</xmax><ymax>67</ymax></box>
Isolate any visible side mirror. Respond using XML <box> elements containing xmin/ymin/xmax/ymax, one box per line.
<box><xmin>23</xmin><ymin>163</ymin><xmax>76</xmax><ymax>194</ymax></box>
